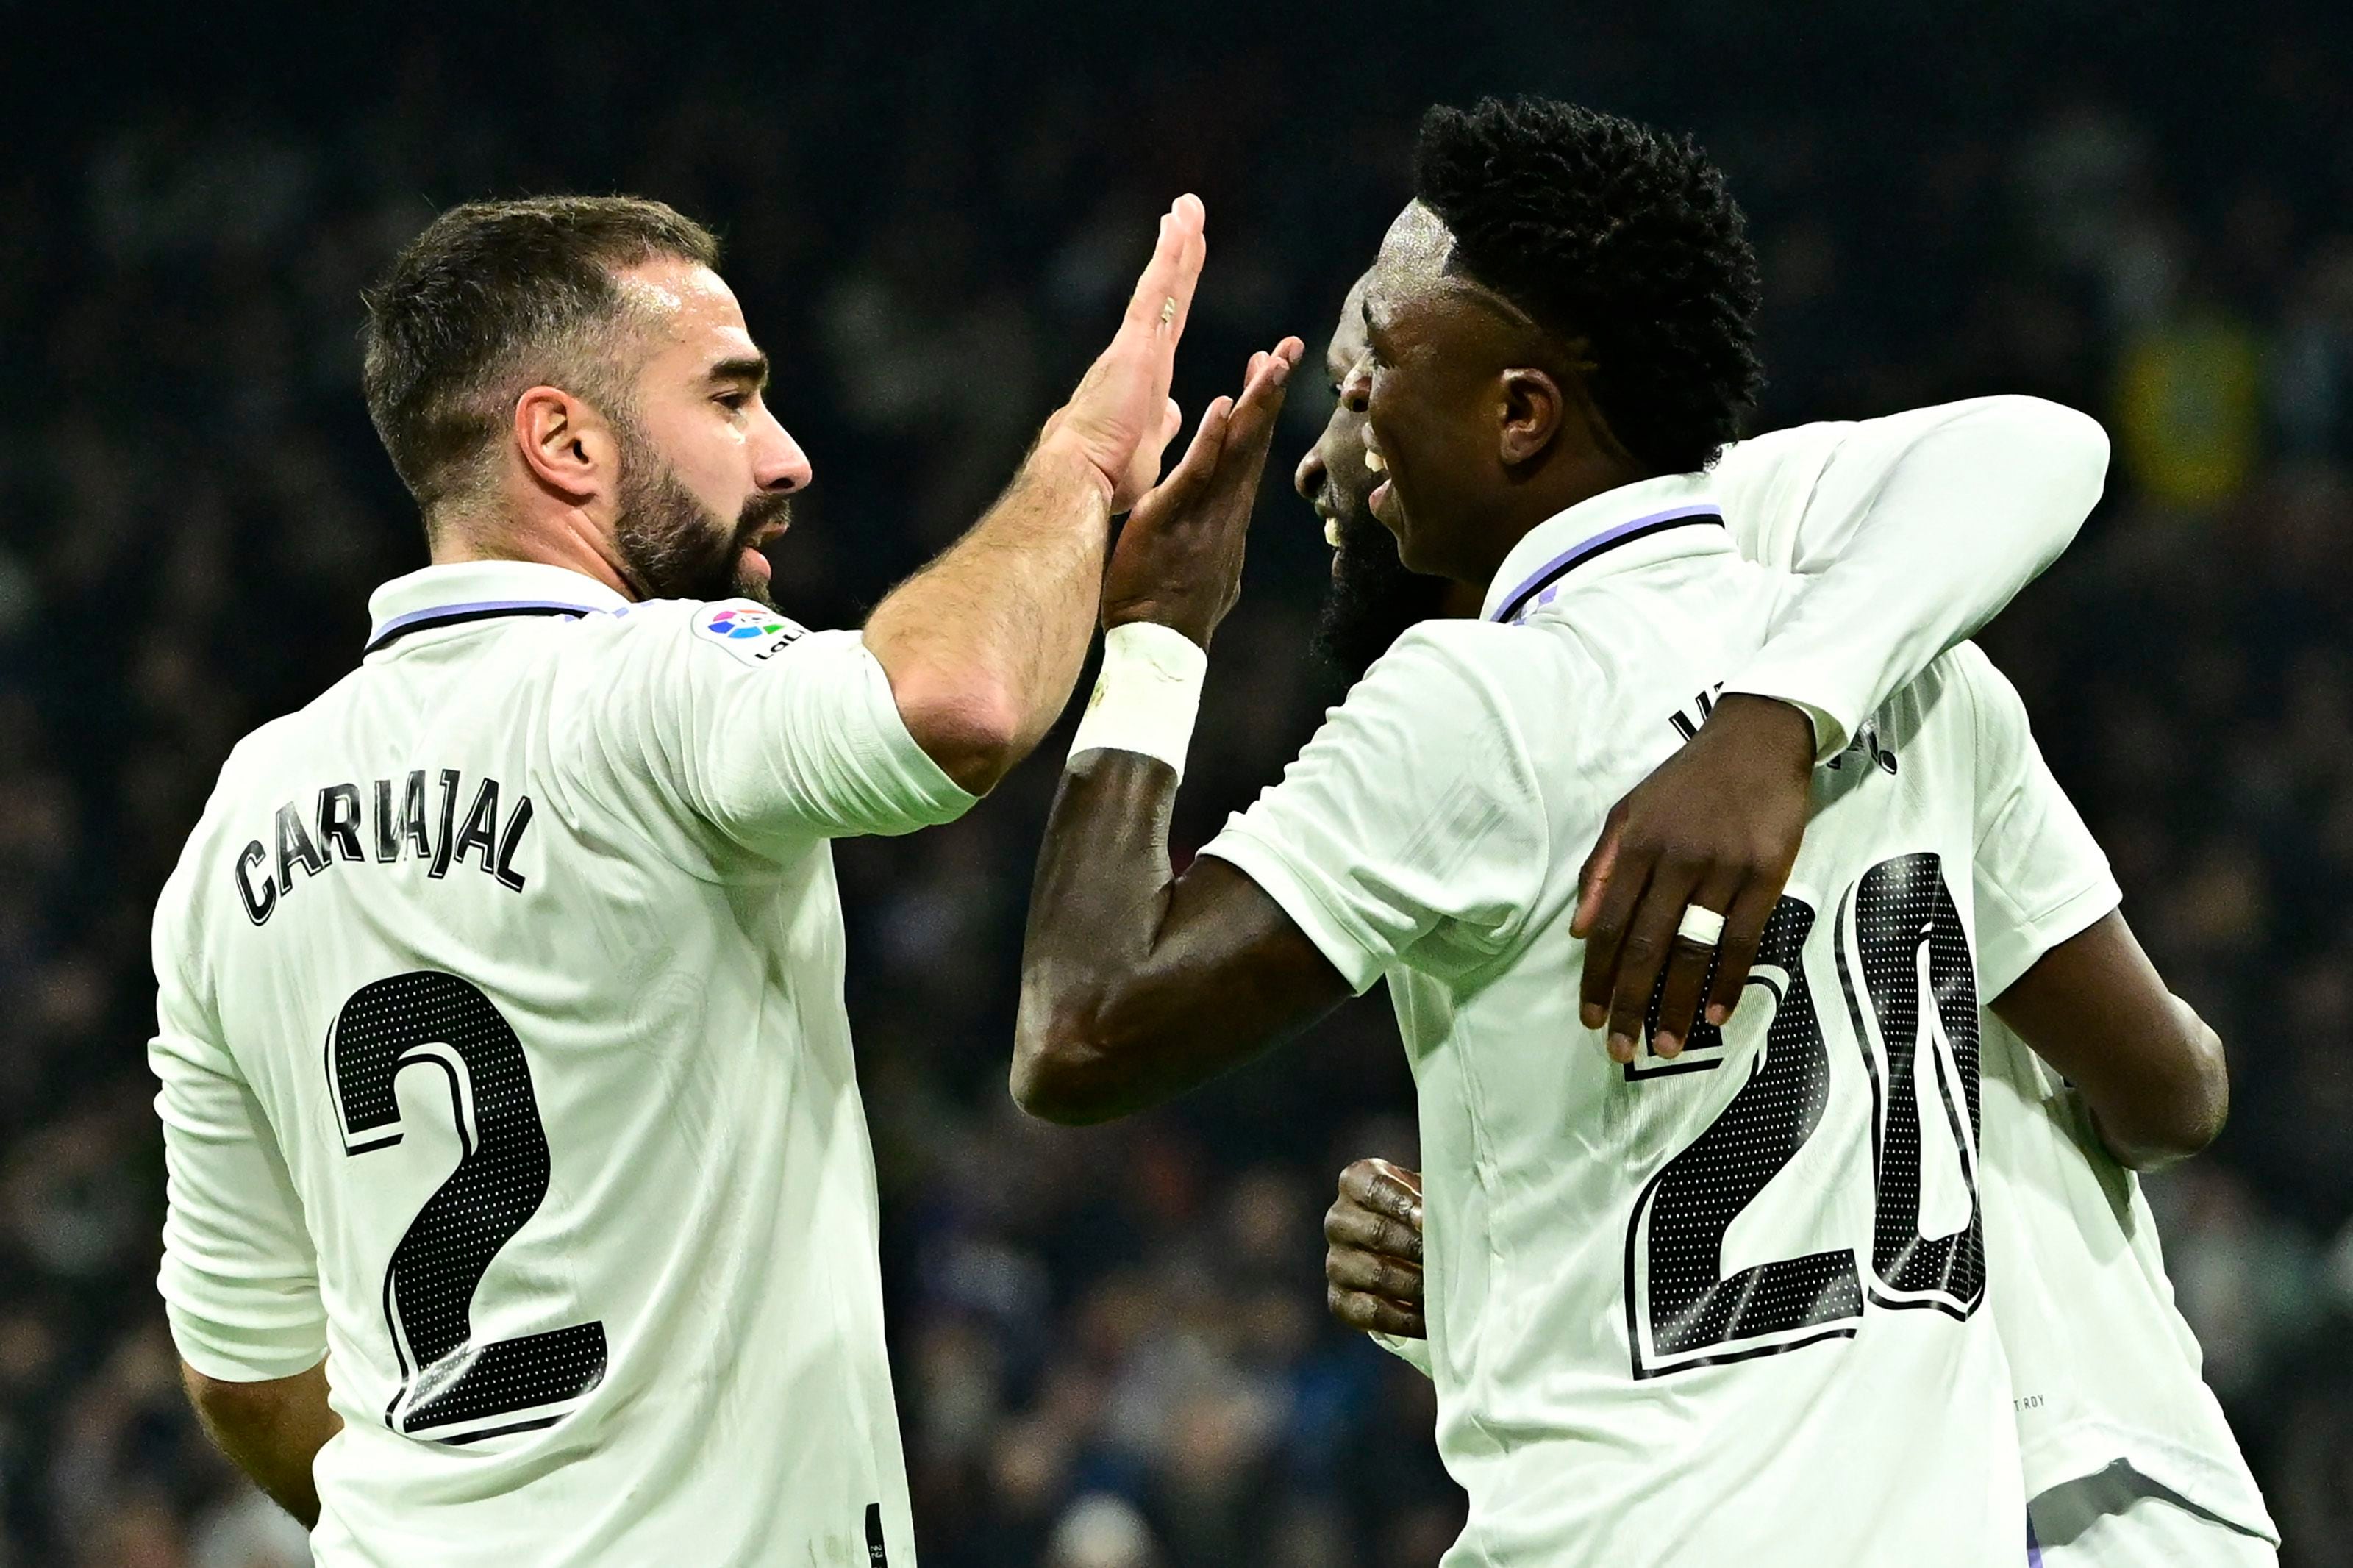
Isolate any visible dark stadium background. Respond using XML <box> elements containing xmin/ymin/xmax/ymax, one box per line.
<box><xmin>4</xmin><ymin>3</ymin><xmax>2352</xmax><ymax>1562</ymax></box>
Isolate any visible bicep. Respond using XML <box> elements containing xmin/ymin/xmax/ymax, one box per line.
<box><xmin>1155</xmin><ymin>854</ymin><xmax>1356</xmax><ymax>1050</ymax></box>
<box><xmin>1988</xmin><ymin>912</ymin><xmax>2174</xmax><ymax>1075</ymax></box>
<box><xmin>1990</xmin><ymin>911</ymin><xmax>2227</xmax><ymax>1167</ymax></box>
<box><xmin>1018</xmin><ymin>849</ymin><xmax>1351</xmax><ymax>1123</ymax></box>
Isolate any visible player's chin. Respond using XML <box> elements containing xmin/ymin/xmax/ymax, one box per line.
<box><xmin>732</xmin><ymin>546</ymin><xmax>776</xmax><ymax>606</ymax></box>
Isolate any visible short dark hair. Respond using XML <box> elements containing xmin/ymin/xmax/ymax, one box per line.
<box><xmin>361</xmin><ymin>196</ymin><xmax>721</xmax><ymax>515</ymax></box>
<box><xmin>1413</xmin><ymin>98</ymin><xmax>1763</xmax><ymax>475</ymax></box>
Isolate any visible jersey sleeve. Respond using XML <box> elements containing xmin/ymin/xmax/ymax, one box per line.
<box><xmin>582</xmin><ymin>609</ymin><xmax>976</xmax><ymax>859</ymax></box>
<box><xmin>1710</xmin><ymin>398</ymin><xmax>2110</xmax><ymax>760</ymax></box>
<box><xmin>150</xmin><ymin>898</ymin><xmax>327</xmax><ymax>1382</ymax></box>
<box><xmin>1707</xmin><ymin>420</ymin><xmax>1852</xmax><ymax>572</ymax></box>
<box><xmin>1371</xmin><ymin>1331</ymin><xmax>1435</xmax><ymax>1378</ymax></box>
<box><xmin>1950</xmin><ymin>645</ymin><xmax>2123</xmax><ymax>998</ymax></box>
<box><xmin>1197</xmin><ymin>626</ymin><xmax>1552</xmax><ymax>995</ymax></box>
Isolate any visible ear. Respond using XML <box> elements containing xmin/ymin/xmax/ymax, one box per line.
<box><xmin>513</xmin><ymin>386</ymin><xmax>619</xmax><ymax>504</ymax></box>
<box><xmin>1496</xmin><ymin>367</ymin><xmax>1566</xmax><ymax>466</ymax></box>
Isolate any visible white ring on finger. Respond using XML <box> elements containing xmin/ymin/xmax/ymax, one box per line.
<box><xmin>1675</xmin><ymin>905</ymin><xmax>1727</xmax><ymax>947</ymax></box>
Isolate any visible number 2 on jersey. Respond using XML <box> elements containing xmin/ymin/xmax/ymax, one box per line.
<box><xmin>1624</xmin><ymin>852</ymin><xmax>1984</xmax><ymax>1378</ymax></box>
<box><xmin>326</xmin><ymin>972</ymin><xmax>607</xmax><ymax>1442</ymax></box>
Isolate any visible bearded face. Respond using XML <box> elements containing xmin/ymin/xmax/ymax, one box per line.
<box><xmin>610</xmin><ymin>413</ymin><xmax>795</xmax><ymax>606</ymax></box>
<box><xmin>1311</xmin><ymin>503</ymin><xmax>1454</xmax><ymax>681</ymax></box>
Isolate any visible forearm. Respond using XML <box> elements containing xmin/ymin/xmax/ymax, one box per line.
<box><xmin>864</xmin><ymin>442</ymin><xmax>1114</xmax><ymax>791</ymax></box>
<box><xmin>1014</xmin><ymin>751</ymin><xmax>1187</xmax><ymax>1122</ymax></box>
<box><xmin>183</xmin><ymin>1360</ymin><xmax>340</xmax><ymax>1528</ymax></box>
<box><xmin>1727</xmin><ymin>397</ymin><xmax>2108</xmax><ymax>758</ymax></box>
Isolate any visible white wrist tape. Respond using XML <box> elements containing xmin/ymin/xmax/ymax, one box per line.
<box><xmin>1068</xmin><ymin>620</ymin><xmax>1207</xmax><ymax>780</ymax></box>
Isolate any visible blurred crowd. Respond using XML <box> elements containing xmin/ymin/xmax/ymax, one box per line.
<box><xmin>4</xmin><ymin>6</ymin><xmax>2352</xmax><ymax>1564</ymax></box>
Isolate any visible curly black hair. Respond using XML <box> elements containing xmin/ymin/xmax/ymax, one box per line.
<box><xmin>1413</xmin><ymin>97</ymin><xmax>1763</xmax><ymax>476</ymax></box>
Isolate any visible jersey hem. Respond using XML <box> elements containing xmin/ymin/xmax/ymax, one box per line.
<box><xmin>2022</xmin><ymin>1427</ymin><xmax>2279</xmax><ymax>1545</ymax></box>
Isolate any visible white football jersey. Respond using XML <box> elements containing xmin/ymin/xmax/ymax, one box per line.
<box><xmin>150</xmin><ymin>560</ymin><xmax>972</xmax><ymax>1567</ymax></box>
<box><xmin>1972</xmin><ymin>898</ymin><xmax>2279</xmax><ymax>1544</ymax></box>
<box><xmin>1205</xmin><ymin>473</ymin><xmax>2065</xmax><ymax>1567</ymax></box>
<box><xmin>1718</xmin><ymin>418</ymin><xmax>2276</xmax><ymax>1553</ymax></box>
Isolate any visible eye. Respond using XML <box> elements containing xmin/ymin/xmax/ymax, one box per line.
<box><xmin>715</xmin><ymin>390</ymin><xmax>752</xmax><ymax>412</ymax></box>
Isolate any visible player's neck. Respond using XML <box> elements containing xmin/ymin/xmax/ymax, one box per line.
<box><xmin>426</xmin><ymin>509</ymin><xmax>642</xmax><ymax>601</ymax></box>
<box><xmin>1456</xmin><ymin>451</ymin><xmax>1649</xmax><ymax>592</ymax></box>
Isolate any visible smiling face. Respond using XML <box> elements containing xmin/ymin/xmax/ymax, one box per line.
<box><xmin>607</xmin><ymin>257</ymin><xmax>812</xmax><ymax>604</ymax></box>
<box><xmin>1354</xmin><ymin>203</ymin><xmax>1511</xmax><ymax>581</ymax></box>
<box><xmin>1296</xmin><ymin>274</ymin><xmax>1456</xmax><ymax>679</ymax></box>
<box><xmin>1351</xmin><ymin>201</ymin><xmax>1632</xmax><ymax>589</ymax></box>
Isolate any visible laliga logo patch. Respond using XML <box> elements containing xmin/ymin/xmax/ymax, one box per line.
<box><xmin>698</xmin><ymin>602</ymin><xmax>807</xmax><ymax>665</ymax></box>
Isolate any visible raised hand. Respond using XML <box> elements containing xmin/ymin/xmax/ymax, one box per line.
<box><xmin>1039</xmin><ymin>196</ymin><xmax>1209</xmax><ymax>512</ymax></box>
<box><xmin>1324</xmin><ymin>1158</ymin><xmax>1426</xmax><ymax>1340</ymax></box>
<box><xmin>1101</xmin><ymin>337</ymin><xmax>1304</xmax><ymax>648</ymax></box>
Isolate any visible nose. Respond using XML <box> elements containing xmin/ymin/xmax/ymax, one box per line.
<box><xmin>1337</xmin><ymin>360</ymin><xmax>1371</xmax><ymax>415</ymax></box>
<box><xmin>757</xmin><ymin>415</ymin><xmax>814</xmax><ymax>494</ymax></box>
<box><xmin>1294</xmin><ymin>440</ymin><xmax>1326</xmax><ymax>504</ymax></box>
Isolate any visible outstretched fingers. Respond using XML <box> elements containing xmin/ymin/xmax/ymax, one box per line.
<box><xmin>1122</xmin><ymin>194</ymin><xmax>1207</xmax><ymax>349</ymax></box>
<box><xmin>1156</xmin><ymin>396</ymin><xmax>1235</xmax><ymax>503</ymax></box>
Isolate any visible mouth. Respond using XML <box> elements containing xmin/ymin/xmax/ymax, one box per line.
<box><xmin>1362</xmin><ymin>432</ymin><xmax>1396</xmax><ymax>527</ymax></box>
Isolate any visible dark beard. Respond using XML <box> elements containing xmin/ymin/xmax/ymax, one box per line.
<box><xmin>613</xmin><ymin>437</ymin><xmax>794</xmax><ymax>606</ymax></box>
<box><xmin>1312</xmin><ymin>508</ymin><xmax>1455</xmax><ymax>682</ymax></box>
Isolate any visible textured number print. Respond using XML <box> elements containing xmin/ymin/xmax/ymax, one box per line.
<box><xmin>326</xmin><ymin>972</ymin><xmax>607</xmax><ymax>1442</ymax></box>
<box><xmin>1835</xmin><ymin>853</ymin><xmax>1986</xmax><ymax>1317</ymax></box>
<box><xmin>1624</xmin><ymin>853</ymin><xmax>1990</xmax><ymax>1377</ymax></box>
<box><xmin>1625</xmin><ymin>895</ymin><xmax>1865</xmax><ymax>1377</ymax></box>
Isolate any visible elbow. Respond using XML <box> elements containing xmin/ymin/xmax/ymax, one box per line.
<box><xmin>2109</xmin><ymin>1012</ymin><xmax>2231</xmax><ymax>1173</ymax></box>
<box><xmin>1010</xmin><ymin>995</ymin><xmax>1132</xmax><ymax>1126</ymax></box>
<box><xmin>1977</xmin><ymin>395</ymin><xmax>2113</xmax><ymax>529</ymax></box>
<box><xmin>893</xmin><ymin>670</ymin><xmax>1026</xmax><ymax>795</ymax></box>
<box><xmin>2163</xmin><ymin>1016</ymin><xmax>2232</xmax><ymax>1163</ymax></box>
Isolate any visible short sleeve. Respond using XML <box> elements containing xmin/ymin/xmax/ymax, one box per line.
<box><xmin>150</xmin><ymin>915</ymin><xmax>327</xmax><ymax>1382</ymax></box>
<box><xmin>1952</xmin><ymin>645</ymin><xmax>2122</xmax><ymax>998</ymax></box>
<box><xmin>579</xmin><ymin>608</ymin><xmax>975</xmax><ymax>859</ymax></box>
<box><xmin>1198</xmin><ymin>626</ymin><xmax>1551</xmax><ymax>995</ymax></box>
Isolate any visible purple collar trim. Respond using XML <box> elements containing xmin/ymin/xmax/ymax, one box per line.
<box><xmin>364</xmin><ymin>598</ymin><xmax>609</xmax><ymax>655</ymax></box>
<box><xmin>1489</xmin><ymin>504</ymin><xmax>1724</xmax><ymax>624</ymax></box>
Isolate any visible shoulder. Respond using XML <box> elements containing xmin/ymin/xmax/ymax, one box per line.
<box><xmin>1358</xmin><ymin>617</ymin><xmax>1595</xmax><ymax>708</ymax></box>
<box><xmin>196</xmin><ymin>667</ymin><xmax>368</xmax><ymax>822</ymax></box>
<box><xmin>557</xmin><ymin>597</ymin><xmax>813</xmax><ymax>667</ymax></box>
<box><xmin>543</xmin><ymin>601</ymin><xmax>829</xmax><ymax>724</ymax></box>
<box><xmin>1710</xmin><ymin>420</ymin><xmax>1854</xmax><ymax>498</ymax></box>
<box><xmin>1713</xmin><ymin>419</ymin><xmax>1857</xmax><ymax>482</ymax></box>
<box><xmin>1328</xmin><ymin>620</ymin><xmax>1590</xmax><ymax>784</ymax></box>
